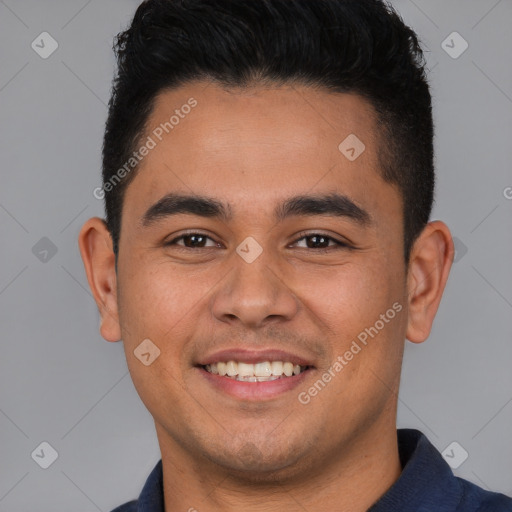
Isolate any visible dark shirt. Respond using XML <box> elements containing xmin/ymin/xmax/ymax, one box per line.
<box><xmin>111</xmin><ymin>429</ymin><xmax>512</xmax><ymax>512</ymax></box>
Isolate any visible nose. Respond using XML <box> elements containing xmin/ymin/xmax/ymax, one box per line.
<box><xmin>211</xmin><ymin>250</ymin><xmax>299</xmax><ymax>329</ymax></box>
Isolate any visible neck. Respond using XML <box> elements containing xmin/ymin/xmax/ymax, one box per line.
<box><xmin>156</xmin><ymin>418</ymin><xmax>402</xmax><ymax>512</ymax></box>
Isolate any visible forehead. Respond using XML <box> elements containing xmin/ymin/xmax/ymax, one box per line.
<box><xmin>122</xmin><ymin>81</ymin><xmax>399</xmax><ymax>224</ymax></box>
<box><xmin>148</xmin><ymin>82</ymin><xmax>378</xmax><ymax>163</ymax></box>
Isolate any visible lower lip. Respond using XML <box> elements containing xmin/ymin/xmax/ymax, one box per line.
<box><xmin>197</xmin><ymin>366</ymin><xmax>313</xmax><ymax>401</ymax></box>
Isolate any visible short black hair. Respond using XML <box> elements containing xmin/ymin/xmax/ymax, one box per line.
<box><xmin>102</xmin><ymin>0</ymin><xmax>434</xmax><ymax>263</ymax></box>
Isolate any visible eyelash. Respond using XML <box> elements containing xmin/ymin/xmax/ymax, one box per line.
<box><xmin>165</xmin><ymin>231</ymin><xmax>350</xmax><ymax>252</ymax></box>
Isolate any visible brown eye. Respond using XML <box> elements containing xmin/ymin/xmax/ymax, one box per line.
<box><xmin>293</xmin><ymin>233</ymin><xmax>347</xmax><ymax>250</ymax></box>
<box><xmin>166</xmin><ymin>233</ymin><xmax>219</xmax><ymax>248</ymax></box>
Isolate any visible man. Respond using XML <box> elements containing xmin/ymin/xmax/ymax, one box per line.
<box><xmin>78</xmin><ymin>0</ymin><xmax>512</xmax><ymax>510</ymax></box>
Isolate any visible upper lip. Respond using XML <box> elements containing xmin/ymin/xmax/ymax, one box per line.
<box><xmin>197</xmin><ymin>349</ymin><xmax>316</xmax><ymax>367</ymax></box>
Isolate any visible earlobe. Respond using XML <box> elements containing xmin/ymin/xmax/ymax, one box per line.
<box><xmin>78</xmin><ymin>217</ymin><xmax>122</xmax><ymax>342</ymax></box>
<box><xmin>405</xmin><ymin>221</ymin><xmax>454</xmax><ymax>343</ymax></box>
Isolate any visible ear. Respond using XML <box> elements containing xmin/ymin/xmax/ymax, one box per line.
<box><xmin>78</xmin><ymin>217</ymin><xmax>121</xmax><ymax>342</ymax></box>
<box><xmin>406</xmin><ymin>220</ymin><xmax>454</xmax><ymax>343</ymax></box>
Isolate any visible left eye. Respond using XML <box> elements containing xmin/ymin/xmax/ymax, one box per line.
<box><xmin>292</xmin><ymin>233</ymin><xmax>346</xmax><ymax>250</ymax></box>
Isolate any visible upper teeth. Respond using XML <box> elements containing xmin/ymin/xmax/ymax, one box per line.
<box><xmin>205</xmin><ymin>361</ymin><xmax>304</xmax><ymax>379</ymax></box>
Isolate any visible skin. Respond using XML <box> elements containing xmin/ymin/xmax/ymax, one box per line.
<box><xmin>79</xmin><ymin>82</ymin><xmax>454</xmax><ymax>512</ymax></box>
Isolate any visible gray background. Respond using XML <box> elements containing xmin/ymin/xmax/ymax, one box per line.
<box><xmin>0</xmin><ymin>0</ymin><xmax>511</xmax><ymax>510</ymax></box>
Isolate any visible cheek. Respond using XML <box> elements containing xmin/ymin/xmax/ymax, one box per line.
<box><xmin>290</xmin><ymin>261</ymin><xmax>405</xmax><ymax>440</ymax></box>
<box><xmin>116</xmin><ymin>262</ymin><xmax>208</xmax><ymax>416</ymax></box>
<box><xmin>301</xmin><ymin>261</ymin><xmax>396</xmax><ymax>334</ymax></box>
<box><xmin>117</xmin><ymin>260</ymin><xmax>222</xmax><ymax>351</ymax></box>
<box><xmin>302</xmin><ymin>260</ymin><xmax>406</xmax><ymax>379</ymax></box>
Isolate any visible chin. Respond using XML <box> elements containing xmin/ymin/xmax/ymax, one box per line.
<box><xmin>201</xmin><ymin>434</ymin><xmax>317</xmax><ymax>483</ymax></box>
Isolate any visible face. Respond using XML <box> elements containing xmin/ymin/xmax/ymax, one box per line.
<box><xmin>81</xmin><ymin>82</ymin><xmax>452</xmax><ymax>481</ymax></box>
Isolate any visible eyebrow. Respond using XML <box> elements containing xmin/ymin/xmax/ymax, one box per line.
<box><xmin>141</xmin><ymin>192</ymin><xmax>372</xmax><ymax>227</ymax></box>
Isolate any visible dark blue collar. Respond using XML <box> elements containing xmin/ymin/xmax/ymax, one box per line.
<box><xmin>369</xmin><ymin>428</ymin><xmax>462</xmax><ymax>511</ymax></box>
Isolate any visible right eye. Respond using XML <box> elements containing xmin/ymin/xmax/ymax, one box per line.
<box><xmin>165</xmin><ymin>232</ymin><xmax>221</xmax><ymax>249</ymax></box>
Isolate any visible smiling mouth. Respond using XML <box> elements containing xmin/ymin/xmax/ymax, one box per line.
<box><xmin>201</xmin><ymin>360</ymin><xmax>311</xmax><ymax>382</ymax></box>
